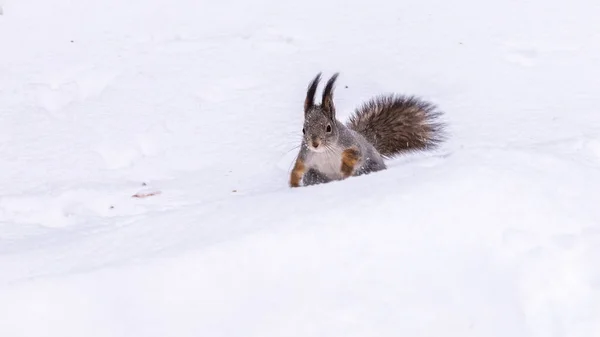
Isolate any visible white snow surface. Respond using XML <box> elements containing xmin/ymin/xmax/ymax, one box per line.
<box><xmin>1</xmin><ymin>0</ymin><xmax>600</xmax><ymax>336</ymax></box>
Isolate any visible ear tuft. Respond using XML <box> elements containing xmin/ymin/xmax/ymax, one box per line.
<box><xmin>322</xmin><ymin>72</ymin><xmax>339</xmax><ymax>118</ymax></box>
<box><xmin>304</xmin><ymin>72</ymin><xmax>322</xmax><ymax>113</ymax></box>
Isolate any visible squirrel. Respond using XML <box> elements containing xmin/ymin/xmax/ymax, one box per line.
<box><xmin>289</xmin><ymin>72</ymin><xmax>446</xmax><ymax>188</ymax></box>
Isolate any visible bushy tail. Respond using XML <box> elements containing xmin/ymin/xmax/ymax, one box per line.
<box><xmin>346</xmin><ymin>94</ymin><xmax>446</xmax><ymax>158</ymax></box>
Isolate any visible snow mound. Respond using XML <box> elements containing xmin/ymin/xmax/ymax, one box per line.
<box><xmin>1</xmin><ymin>0</ymin><xmax>600</xmax><ymax>336</ymax></box>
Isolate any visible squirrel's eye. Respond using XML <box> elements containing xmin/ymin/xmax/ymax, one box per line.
<box><xmin>326</xmin><ymin>124</ymin><xmax>332</xmax><ymax>133</ymax></box>
<box><xmin>302</xmin><ymin>128</ymin><xmax>305</xmax><ymax>134</ymax></box>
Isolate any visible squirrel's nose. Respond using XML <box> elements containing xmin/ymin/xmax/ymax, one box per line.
<box><xmin>311</xmin><ymin>138</ymin><xmax>321</xmax><ymax>148</ymax></box>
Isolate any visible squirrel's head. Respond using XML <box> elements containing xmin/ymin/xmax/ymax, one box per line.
<box><xmin>302</xmin><ymin>72</ymin><xmax>340</xmax><ymax>153</ymax></box>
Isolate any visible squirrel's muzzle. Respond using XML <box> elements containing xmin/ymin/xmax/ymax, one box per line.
<box><xmin>311</xmin><ymin>137</ymin><xmax>321</xmax><ymax>149</ymax></box>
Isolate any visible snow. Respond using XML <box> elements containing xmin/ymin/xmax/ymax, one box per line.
<box><xmin>1</xmin><ymin>0</ymin><xmax>600</xmax><ymax>336</ymax></box>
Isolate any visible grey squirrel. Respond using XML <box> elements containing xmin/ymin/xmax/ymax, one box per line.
<box><xmin>290</xmin><ymin>72</ymin><xmax>446</xmax><ymax>187</ymax></box>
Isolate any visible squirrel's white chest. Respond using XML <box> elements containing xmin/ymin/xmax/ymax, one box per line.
<box><xmin>305</xmin><ymin>148</ymin><xmax>345</xmax><ymax>180</ymax></box>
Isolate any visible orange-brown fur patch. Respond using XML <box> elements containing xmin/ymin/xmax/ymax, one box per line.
<box><xmin>341</xmin><ymin>148</ymin><xmax>360</xmax><ymax>178</ymax></box>
<box><xmin>290</xmin><ymin>159</ymin><xmax>306</xmax><ymax>187</ymax></box>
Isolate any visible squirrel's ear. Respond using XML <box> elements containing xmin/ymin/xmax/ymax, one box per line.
<box><xmin>322</xmin><ymin>72</ymin><xmax>339</xmax><ymax>119</ymax></box>
<box><xmin>304</xmin><ymin>72</ymin><xmax>322</xmax><ymax>113</ymax></box>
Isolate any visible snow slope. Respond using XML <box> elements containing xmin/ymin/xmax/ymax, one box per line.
<box><xmin>1</xmin><ymin>0</ymin><xmax>600</xmax><ymax>336</ymax></box>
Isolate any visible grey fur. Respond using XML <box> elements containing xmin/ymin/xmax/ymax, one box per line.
<box><xmin>291</xmin><ymin>72</ymin><xmax>445</xmax><ymax>187</ymax></box>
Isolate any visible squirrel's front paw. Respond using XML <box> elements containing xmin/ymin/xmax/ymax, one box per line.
<box><xmin>290</xmin><ymin>159</ymin><xmax>306</xmax><ymax>188</ymax></box>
